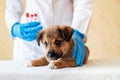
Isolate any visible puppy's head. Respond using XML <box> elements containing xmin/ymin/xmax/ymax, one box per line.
<box><xmin>36</xmin><ymin>25</ymin><xmax>74</xmax><ymax>60</ymax></box>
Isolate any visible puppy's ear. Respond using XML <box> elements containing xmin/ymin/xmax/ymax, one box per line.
<box><xmin>36</xmin><ymin>30</ymin><xmax>44</xmax><ymax>46</ymax></box>
<box><xmin>58</xmin><ymin>25</ymin><xmax>74</xmax><ymax>41</ymax></box>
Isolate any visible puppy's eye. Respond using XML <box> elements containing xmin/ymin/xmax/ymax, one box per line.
<box><xmin>44</xmin><ymin>41</ymin><xmax>48</xmax><ymax>47</ymax></box>
<box><xmin>55</xmin><ymin>40</ymin><xmax>61</xmax><ymax>45</ymax></box>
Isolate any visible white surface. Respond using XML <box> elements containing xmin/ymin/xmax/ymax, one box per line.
<box><xmin>0</xmin><ymin>59</ymin><xmax>120</xmax><ymax>80</ymax></box>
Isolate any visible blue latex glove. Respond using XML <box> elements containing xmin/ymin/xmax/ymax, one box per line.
<box><xmin>11</xmin><ymin>22</ymin><xmax>42</xmax><ymax>41</ymax></box>
<box><xmin>72</xmin><ymin>29</ymin><xmax>86</xmax><ymax>66</ymax></box>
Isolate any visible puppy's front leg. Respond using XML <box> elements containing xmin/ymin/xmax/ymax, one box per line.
<box><xmin>50</xmin><ymin>59</ymin><xmax>77</xmax><ymax>69</ymax></box>
<box><xmin>28</xmin><ymin>57</ymin><xmax>49</xmax><ymax>67</ymax></box>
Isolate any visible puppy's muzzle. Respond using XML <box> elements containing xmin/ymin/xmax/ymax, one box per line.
<box><xmin>47</xmin><ymin>51</ymin><xmax>62</xmax><ymax>60</ymax></box>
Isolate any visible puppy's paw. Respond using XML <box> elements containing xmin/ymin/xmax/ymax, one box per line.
<box><xmin>48</xmin><ymin>61</ymin><xmax>57</xmax><ymax>69</ymax></box>
<box><xmin>27</xmin><ymin>61</ymin><xmax>33</xmax><ymax>67</ymax></box>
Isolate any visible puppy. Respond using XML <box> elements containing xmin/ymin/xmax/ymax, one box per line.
<box><xmin>28</xmin><ymin>25</ymin><xmax>89</xmax><ymax>69</ymax></box>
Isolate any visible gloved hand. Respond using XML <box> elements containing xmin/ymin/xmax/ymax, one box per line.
<box><xmin>72</xmin><ymin>29</ymin><xmax>86</xmax><ymax>66</ymax></box>
<box><xmin>11</xmin><ymin>22</ymin><xmax>42</xmax><ymax>41</ymax></box>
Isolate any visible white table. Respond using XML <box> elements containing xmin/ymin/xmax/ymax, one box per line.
<box><xmin>0</xmin><ymin>59</ymin><xmax>120</xmax><ymax>80</ymax></box>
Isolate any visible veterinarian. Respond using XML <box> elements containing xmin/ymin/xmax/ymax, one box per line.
<box><xmin>5</xmin><ymin>0</ymin><xmax>92</xmax><ymax>66</ymax></box>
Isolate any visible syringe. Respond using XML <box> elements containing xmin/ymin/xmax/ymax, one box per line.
<box><xmin>33</xmin><ymin>13</ymin><xmax>38</xmax><ymax>22</ymax></box>
<box><xmin>30</xmin><ymin>14</ymin><xmax>33</xmax><ymax>22</ymax></box>
<box><xmin>25</xmin><ymin>12</ymin><xmax>30</xmax><ymax>22</ymax></box>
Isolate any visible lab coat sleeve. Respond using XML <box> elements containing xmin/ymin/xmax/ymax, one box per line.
<box><xmin>5</xmin><ymin>0</ymin><xmax>23</xmax><ymax>32</ymax></box>
<box><xmin>72</xmin><ymin>0</ymin><xmax>93</xmax><ymax>34</ymax></box>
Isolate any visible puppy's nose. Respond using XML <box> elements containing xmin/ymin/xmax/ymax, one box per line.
<box><xmin>47</xmin><ymin>51</ymin><xmax>56</xmax><ymax>58</ymax></box>
<box><xmin>47</xmin><ymin>51</ymin><xmax>60</xmax><ymax>60</ymax></box>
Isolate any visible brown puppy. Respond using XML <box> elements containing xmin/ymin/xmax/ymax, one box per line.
<box><xmin>28</xmin><ymin>25</ymin><xmax>89</xmax><ymax>69</ymax></box>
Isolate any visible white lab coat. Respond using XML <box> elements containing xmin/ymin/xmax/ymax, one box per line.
<box><xmin>5</xmin><ymin>0</ymin><xmax>92</xmax><ymax>61</ymax></box>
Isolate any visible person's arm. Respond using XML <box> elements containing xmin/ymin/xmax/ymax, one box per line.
<box><xmin>5</xmin><ymin>0</ymin><xmax>42</xmax><ymax>41</ymax></box>
<box><xmin>72</xmin><ymin>0</ymin><xmax>93</xmax><ymax>34</ymax></box>
<box><xmin>5</xmin><ymin>0</ymin><xmax>24</xmax><ymax>32</ymax></box>
<box><xmin>72</xmin><ymin>0</ymin><xmax>93</xmax><ymax>66</ymax></box>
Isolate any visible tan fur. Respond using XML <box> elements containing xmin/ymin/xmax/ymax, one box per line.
<box><xmin>31</xmin><ymin>25</ymin><xmax>89</xmax><ymax>69</ymax></box>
